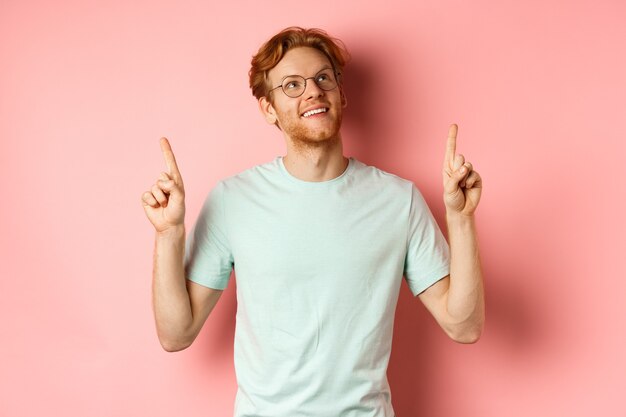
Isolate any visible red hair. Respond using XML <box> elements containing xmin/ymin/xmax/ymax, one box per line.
<box><xmin>249</xmin><ymin>26</ymin><xmax>351</xmax><ymax>102</ymax></box>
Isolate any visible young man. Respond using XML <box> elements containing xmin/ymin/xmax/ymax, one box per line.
<box><xmin>142</xmin><ymin>26</ymin><xmax>484</xmax><ymax>417</ymax></box>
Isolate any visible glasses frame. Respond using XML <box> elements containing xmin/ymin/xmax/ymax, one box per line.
<box><xmin>268</xmin><ymin>66</ymin><xmax>341</xmax><ymax>98</ymax></box>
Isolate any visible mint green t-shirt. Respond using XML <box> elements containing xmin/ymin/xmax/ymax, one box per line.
<box><xmin>184</xmin><ymin>156</ymin><xmax>450</xmax><ymax>417</ymax></box>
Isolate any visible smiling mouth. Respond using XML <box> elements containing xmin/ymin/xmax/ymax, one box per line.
<box><xmin>301</xmin><ymin>107</ymin><xmax>329</xmax><ymax>118</ymax></box>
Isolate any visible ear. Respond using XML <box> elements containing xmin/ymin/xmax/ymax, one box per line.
<box><xmin>258</xmin><ymin>96</ymin><xmax>278</xmax><ymax>125</ymax></box>
<box><xmin>340</xmin><ymin>88</ymin><xmax>348</xmax><ymax>108</ymax></box>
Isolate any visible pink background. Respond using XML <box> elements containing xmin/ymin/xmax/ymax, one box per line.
<box><xmin>1</xmin><ymin>0</ymin><xmax>624</xmax><ymax>416</ymax></box>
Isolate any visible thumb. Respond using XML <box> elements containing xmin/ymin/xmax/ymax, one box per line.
<box><xmin>445</xmin><ymin>164</ymin><xmax>468</xmax><ymax>194</ymax></box>
<box><xmin>158</xmin><ymin>179</ymin><xmax>184</xmax><ymax>204</ymax></box>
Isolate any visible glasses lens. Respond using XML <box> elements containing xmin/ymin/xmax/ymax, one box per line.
<box><xmin>282</xmin><ymin>76</ymin><xmax>306</xmax><ymax>98</ymax></box>
<box><xmin>280</xmin><ymin>70</ymin><xmax>338</xmax><ymax>98</ymax></box>
<box><xmin>315</xmin><ymin>70</ymin><xmax>337</xmax><ymax>91</ymax></box>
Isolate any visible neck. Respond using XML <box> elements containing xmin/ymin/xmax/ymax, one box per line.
<box><xmin>282</xmin><ymin>133</ymin><xmax>348</xmax><ymax>182</ymax></box>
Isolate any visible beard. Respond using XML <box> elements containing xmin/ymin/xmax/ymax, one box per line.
<box><xmin>277</xmin><ymin>108</ymin><xmax>343</xmax><ymax>153</ymax></box>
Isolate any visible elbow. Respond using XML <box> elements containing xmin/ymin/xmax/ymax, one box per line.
<box><xmin>158</xmin><ymin>332</ymin><xmax>193</xmax><ymax>352</ymax></box>
<box><xmin>160</xmin><ymin>338</ymin><xmax>191</xmax><ymax>352</ymax></box>
<box><xmin>451</xmin><ymin>329</ymin><xmax>481</xmax><ymax>344</ymax></box>
<box><xmin>447</xmin><ymin>322</ymin><xmax>484</xmax><ymax>344</ymax></box>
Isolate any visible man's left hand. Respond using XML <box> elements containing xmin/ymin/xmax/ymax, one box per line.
<box><xmin>442</xmin><ymin>124</ymin><xmax>482</xmax><ymax>216</ymax></box>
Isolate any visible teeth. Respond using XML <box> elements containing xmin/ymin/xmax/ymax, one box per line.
<box><xmin>303</xmin><ymin>108</ymin><xmax>327</xmax><ymax>118</ymax></box>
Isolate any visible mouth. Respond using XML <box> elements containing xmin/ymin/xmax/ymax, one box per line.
<box><xmin>301</xmin><ymin>107</ymin><xmax>329</xmax><ymax>118</ymax></box>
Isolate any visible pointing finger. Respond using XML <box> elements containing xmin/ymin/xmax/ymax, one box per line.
<box><xmin>445</xmin><ymin>124</ymin><xmax>458</xmax><ymax>171</ymax></box>
<box><xmin>160</xmin><ymin>137</ymin><xmax>183</xmax><ymax>184</ymax></box>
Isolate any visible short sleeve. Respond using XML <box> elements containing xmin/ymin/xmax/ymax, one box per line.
<box><xmin>184</xmin><ymin>181</ymin><xmax>234</xmax><ymax>290</ymax></box>
<box><xmin>403</xmin><ymin>183</ymin><xmax>451</xmax><ymax>296</ymax></box>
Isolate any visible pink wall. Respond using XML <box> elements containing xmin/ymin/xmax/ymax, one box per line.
<box><xmin>1</xmin><ymin>1</ymin><xmax>624</xmax><ymax>416</ymax></box>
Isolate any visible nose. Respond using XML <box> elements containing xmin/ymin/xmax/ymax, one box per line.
<box><xmin>303</xmin><ymin>77</ymin><xmax>325</xmax><ymax>99</ymax></box>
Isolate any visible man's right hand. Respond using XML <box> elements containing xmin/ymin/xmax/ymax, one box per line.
<box><xmin>141</xmin><ymin>137</ymin><xmax>186</xmax><ymax>234</ymax></box>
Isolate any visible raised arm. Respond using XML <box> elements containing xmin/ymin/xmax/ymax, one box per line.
<box><xmin>141</xmin><ymin>137</ymin><xmax>223</xmax><ymax>352</ymax></box>
<box><xmin>418</xmin><ymin>124</ymin><xmax>485</xmax><ymax>343</ymax></box>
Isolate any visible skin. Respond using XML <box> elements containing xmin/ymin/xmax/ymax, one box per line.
<box><xmin>141</xmin><ymin>48</ymin><xmax>485</xmax><ymax>351</ymax></box>
<box><xmin>142</xmin><ymin>139</ymin><xmax>219</xmax><ymax>352</ymax></box>
<box><xmin>417</xmin><ymin>124</ymin><xmax>485</xmax><ymax>343</ymax></box>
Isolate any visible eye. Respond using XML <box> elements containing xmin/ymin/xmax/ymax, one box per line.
<box><xmin>284</xmin><ymin>79</ymin><xmax>303</xmax><ymax>90</ymax></box>
<box><xmin>316</xmin><ymin>74</ymin><xmax>328</xmax><ymax>82</ymax></box>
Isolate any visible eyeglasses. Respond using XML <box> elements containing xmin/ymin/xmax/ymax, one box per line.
<box><xmin>269</xmin><ymin>67</ymin><xmax>339</xmax><ymax>98</ymax></box>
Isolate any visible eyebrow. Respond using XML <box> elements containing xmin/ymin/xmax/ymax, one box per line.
<box><xmin>279</xmin><ymin>66</ymin><xmax>334</xmax><ymax>81</ymax></box>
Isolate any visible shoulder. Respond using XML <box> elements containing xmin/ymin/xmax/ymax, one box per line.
<box><xmin>219</xmin><ymin>157</ymin><xmax>280</xmax><ymax>190</ymax></box>
<box><xmin>351</xmin><ymin>158</ymin><xmax>416</xmax><ymax>194</ymax></box>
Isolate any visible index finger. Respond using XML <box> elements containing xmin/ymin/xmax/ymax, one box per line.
<box><xmin>160</xmin><ymin>137</ymin><xmax>182</xmax><ymax>183</ymax></box>
<box><xmin>445</xmin><ymin>124</ymin><xmax>458</xmax><ymax>171</ymax></box>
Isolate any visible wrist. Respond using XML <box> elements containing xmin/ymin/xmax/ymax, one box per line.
<box><xmin>156</xmin><ymin>224</ymin><xmax>185</xmax><ymax>240</ymax></box>
<box><xmin>446</xmin><ymin>211</ymin><xmax>475</xmax><ymax>227</ymax></box>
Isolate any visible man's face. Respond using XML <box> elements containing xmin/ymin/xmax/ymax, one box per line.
<box><xmin>259</xmin><ymin>47</ymin><xmax>345</xmax><ymax>147</ymax></box>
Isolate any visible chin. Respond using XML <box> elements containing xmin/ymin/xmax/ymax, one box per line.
<box><xmin>280</xmin><ymin>112</ymin><xmax>343</xmax><ymax>145</ymax></box>
<box><xmin>295</xmin><ymin>125</ymin><xmax>341</xmax><ymax>144</ymax></box>
<box><xmin>306</xmin><ymin>118</ymin><xmax>342</xmax><ymax>141</ymax></box>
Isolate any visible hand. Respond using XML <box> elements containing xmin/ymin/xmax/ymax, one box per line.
<box><xmin>442</xmin><ymin>124</ymin><xmax>482</xmax><ymax>216</ymax></box>
<box><xmin>141</xmin><ymin>137</ymin><xmax>186</xmax><ymax>233</ymax></box>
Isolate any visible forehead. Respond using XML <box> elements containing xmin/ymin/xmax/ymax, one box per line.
<box><xmin>269</xmin><ymin>47</ymin><xmax>333</xmax><ymax>82</ymax></box>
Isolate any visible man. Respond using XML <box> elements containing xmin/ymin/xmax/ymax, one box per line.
<box><xmin>141</xmin><ymin>26</ymin><xmax>484</xmax><ymax>417</ymax></box>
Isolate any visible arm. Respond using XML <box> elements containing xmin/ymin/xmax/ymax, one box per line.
<box><xmin>418</xmin><ymin>124</ymin><xmax>484</xmax><ymax>343</ymax></box>
<box><xmin>152</xmin><ymin>225</ymin><xmax>223</xmax><ymax>352</ymax></box>
<box><xmin>142</xmin><ymin>137</ymin><xmax>223</xmax><ymax>352</ymax></box>
<box><xmin>418</xmin><ymin>213</ymin><xmax>484</xmax><ymax>343</ymax></box>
